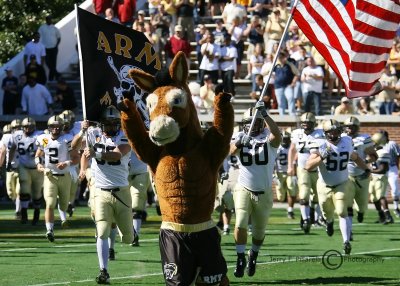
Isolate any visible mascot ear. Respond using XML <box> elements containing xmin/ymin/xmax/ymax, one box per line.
<box><xmin>169</xmin><ymin>51</ymin><xmax>188</xmax><ymax>86</ymax></box>
<box><xmin>129</xmin><ymin>69</ymin><xmax>157</xmax><ymax>93</ymax></box>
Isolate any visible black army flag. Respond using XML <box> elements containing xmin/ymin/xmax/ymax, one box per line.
<box><xmin>76</xmin><ymin>7</ymin><xmax>160</xmax><ymax>127</ymax></box>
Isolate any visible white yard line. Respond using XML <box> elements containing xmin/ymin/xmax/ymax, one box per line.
<box><xmin>27</xmin><ymin>247</ymin><xmax>400</xmax><ymax>286</ymax></box>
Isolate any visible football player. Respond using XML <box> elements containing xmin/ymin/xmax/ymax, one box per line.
<box><xmin>306</xmin><ymin>119</ymin><xmax>370</xmax><ymax>255</ymax></box>
<box><xmin>11</xmin><ymin>117</ymin><xmax>44</xmax><ymax>225</ymax></box>
<box><xmin>275</xmin><ymin>129</ymin><xmax>298</xmax><ymax>219</ymax></box>
<box><xmin>287</xmin><ymin>112</ymin><xmax>324</xmax><ymax>233</ymax></box>
<box><xmin>35</xmin><ymin>115</ymin><xmax>79</xmax><ymax>242</ymax></box>
<box><xmin>343</xmin><ymin>116</ymin><xmax>377</xmax><ymax>239</ymax></box>
<box><xmin>72</xmin><ymin>106</ymin><xmax>134</xmax><ymax>285</ymax></box>
<box><xmin>370</xmin><ymin>133</ymin><xmax>394</xmax><ymax>224</ymax></box>
<box><xmin>129</xmin><ymin>151</ymin><xmax>150</xmax><ymax>246</ymax></box>
<box><xmin>377</xmin><ymin>130</ymin><xmax>400</xmax><ymax>218</ymax></box>
<box><xmin>230</xmin><ymin>102</ymin><xmax>281</xmax><ymax>278</ymax></box>
<box><xmin>62</xmin><ymin>109</ymin><xmax>81</xmax><ymax>135</ymax></box>
<box><xmin>0</xmin><ymin>123</ymin><xmax>21</xmax><ymax>220</ymax></box>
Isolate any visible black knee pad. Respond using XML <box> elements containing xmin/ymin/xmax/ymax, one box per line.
<box><xmin>347</xmin><ymin>207</ymin><xmax>354</xmax><ymax>217</ymax></box>
<box><xmin>32</xmin><ymin>197</ymin><xmax>42</xmax><ymax>208</ymax></box>
<box><xmin>132</xmin><ymin>210</ymin><xmax>147</xmax><ymax>220</ymax></box>
<box><xmin>20</xmin><ymin>193</ymin><xmax>31</xmax><ymax>202</ymax></box>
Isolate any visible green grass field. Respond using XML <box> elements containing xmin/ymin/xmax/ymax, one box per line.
<box><xmin>0</xmin><ymin>203</ymin><xmax>399</xmax><ymax>286</ymax></box>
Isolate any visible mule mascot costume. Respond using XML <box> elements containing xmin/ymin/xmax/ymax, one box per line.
<box><xmin>120</xmin><ymin>52</ymin><xmax>234</xmax><ymax>285</ymax></box>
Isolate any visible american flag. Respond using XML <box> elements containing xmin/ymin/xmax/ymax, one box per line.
<box><xmin>293</xmin><ymin>0</ymin><xmax>400</xmax><ymax>98</ymax></box>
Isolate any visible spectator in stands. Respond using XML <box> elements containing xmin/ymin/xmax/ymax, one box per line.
<box><xmin>388</xmin><ymin>41</ymin><xmax>400</xmax><ymax>79</ymax></box>
<box><xmin>228</xmin><ymin>16</ymin><xmax>246</xmax><ymax>79</ymax></box>
<box><xmin>301</xmin><ymin>56</ymin><xmax>324</xmax><ymax>115</ymax></box>
<box><xmin>276</xmin><ymin>0</ymin><xmax>289</xmax><ymax>21</ymax></box>
<box><xmin>164</xmin><ymin>25</ymin><xmax>191</xmax><ymax>67</ymax></box>
<box><xmin>213</xmin><ymin>19</ymin><xmax>228</xmax><ymax>47</ymax></box>
<box><xmin>199</xmin><ymin>74</ymin><xmax>215</xmax><ymax>113</ymax></box>
<box><xmin>243</xmin><ymin>15</ymin><xmax>265</xmax><ymax>80</ymax></box>
<box><xmin>176</xmin><ymin>0</ymin><xmax>195</xmax><ymax>41</ymax></box>
<box><xmin>376</xmin><ymin>65</ymin><xmax>397</xmax><ymax>114</ymax></box>
<box><xmin>310</xmin><ymin>47</ymin><xmax>327</xmax><ymax>90</ymax></box>
<box><xmin>16</xmin><ymin>74</ymin><xmax>27</xmax><ymax>114</ymax></box>
<box><xmin>53</xmin><ymin>78</ymin><xmax>78</xmax><ymax>113</ymax></box>
<box><xmin>114</xmin><ymin>0</ymin><xmax>136</xmax><ymax>27</ymax></box>
<box><xmin>250</xmin><ymin>74</ymin><xmax>277</xmax><ymax>110</ymax></box>
<box><xmin>219</xmin><ymin>35</ymin><xmax>238</xmax><ymax>96</ymax></box>
<box><xmin>199</xmin><ymin>33</ymin><xmax>221</xmax><ymax>85</ymax></box>
<box><xmin>247</xmin><ymin>0</ymin><xmax>272</xmax><ymax>18</ymax></box>
<box><xmin>149</xmin><ymin>0</ymin><xmax>161</xmax><ymax>21</ymax></box>
<box><xmin>161</xmin><ymin>0</ymin><xmax>177</xmax><ymax>36</ymax></box>
<box><xmin>25</xmin><ymin>55</ymin><xmax>47</xmax><ymax>85</ymax></box>
<box><xmin>132</xmin><ymin>10</ymin><xmax>146</xmax><ymax>30</ymax></box>
<box><xmin>105</xmin><ymin>8</ymin><xmax>120</xmax><ymax>23</ymax></box>
<box><xmin>222</xmin><ymin>0</ymin><xmax>247</xmax><ymax>30</ymax></box>
<box><xmin>208</xmin><ymin>0</ymin><xmax>226</xmax><ymax>17</ymax></box>
<box><xmin>391</xmin><ymin>94</ymin><xmax>400</xmax><ymax>115</ymax></box>
<box><xmin>152</xmin><ymin>4</ymin><xmax>171</xmax><ymax>40</ymax></box>
<box><xmin>356</xmin><ymin>97</ymin><xmax>375</xmax><ymax>115</ymax></box>
<box><xmin>144</xmin><ymin>21</ymin><xmax>160</xmax><ymax>58</ymax></box>
<box><xmin>326</xmin><ymin>66</ymin><xmax>342</xmax><ymax>97</ymax></box>
<box><xmin>334</xmin><ymin>97</ymin><xmax>354</xmax><ymax>115</ymax></box>
<box><xmin>38</xmin><ymin>15</ymin><xmax>61</xmax><ymax>81</ymax></box>
<box><xmin>250</xmin><ymin>43</ymin><xmax>264</xmax><ymax>92</ymax></box>
<box><xmin>23</xmin><ymin>32</ymin><xmax>46</xmax><ymax>67</ymax></box>
<box><xmin>21</xmin><ymin>75</ymin><xmax>53</xmax><ymax>116</ymax></box>
<box><xmin>188</xmin><ymin>81</ymin><xmax>203</xmax><ymax>113</ymax></box>
<box><xmin>195</xmin><ymin>24</ymin><xmax>209</xmax><ymax>69</ymax></box>
<box><xmin>93</xmin><ymin>0</ymin><xmax>113</xmax><ymax>17</ymax></box>
<box><xmin>1</xmin><ymin>67</ymin><xmax>18</xmax><ymax>115</ymax></box>
<box><xmin>265</xmin><ymin>8</ymin><xmax>285</xmax><ymax>55</ymax></box>
<box><xmin>274</xmin><ymin>51</ymin><xmax>299</xmax><ymax>115</ymax></box>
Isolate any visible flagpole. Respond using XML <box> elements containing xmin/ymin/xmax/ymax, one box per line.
<box><xmin>74</xmin><ymin>4</ymin><xmax>87</xmax><ymax>121</ymax></box>
<box><xmin>246</xmin><ymin>0</ymin><xmax>300</xmax><ymax>135</ymax></box>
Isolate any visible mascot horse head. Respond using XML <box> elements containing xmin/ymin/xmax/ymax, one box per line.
<box><xmin>128</xmin><ymin>52</ymin><xmax>202</xmax><ymax>147</ymax></box>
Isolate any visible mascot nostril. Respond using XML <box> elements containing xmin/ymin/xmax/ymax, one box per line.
<box><xmin>149</xmin><ymin>115</ymin><xmax>180</xmax><ymax>146</ymax></box>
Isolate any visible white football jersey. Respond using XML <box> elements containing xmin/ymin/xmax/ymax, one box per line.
<box><xmin>371</xmin><ymin>149</ymin><xmax>390</xmax><ymax>178</ymax></box>
<box><xmin>129</xmin><ymin>151</ymin><xmax>148</xmax><ymax>175</ymax></box>
<box><xmin>13</xmin><ymin>130</ymin><xmax>44</xmax><ymax>168</ymax></box>
<box><xmin>291</xmin><ymin>128</ymin><xmax>325</xmax><ymax>169</ymax></box>
<box><xmin>36</xmin><ymin>133</ymin><xmax>74</xmax><ymax>174</ymax></box>
<box><xmin>345</xmin><ymin>133</ymin><xmax>373</xmax><ymax>176</ymax></box>
<box><xmin>1</xmin><ymin>133</ymin><xmax>19</xmax><ymax>168</ymax></box>
<box><xmin>275</xmin><ymin>144</ymin><xmax>289</xmax><ymax>173</ymax></box>
<box><xmin>232</xmin><ymin>129</ymin><xmax>278</xmax><ymax>192</ymax></box>
<box><xmin>382</xmin><ymin>141</ymin><xmax>400</xmax><ymax>167</ymax></box>
<box><xmin>87</xmin><ymin>128</ymin><xmax>131</xmax><ymax>188</ymax></box>
<box><xmin>310</xmin><ymin>136</ymin><xmax>353</xmax><ymax>186</ymax></box>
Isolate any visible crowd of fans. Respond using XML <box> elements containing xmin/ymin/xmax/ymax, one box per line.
<box><xmin>2</xmin><ymin>0</ymin><xmax>400</xmax><ymax>116</ymax></box>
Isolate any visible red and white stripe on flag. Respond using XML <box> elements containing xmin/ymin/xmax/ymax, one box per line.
<box><xmin>293</xmin><ymin>0</ymin><xmax>400</xmax><ymax>98</ymax></box>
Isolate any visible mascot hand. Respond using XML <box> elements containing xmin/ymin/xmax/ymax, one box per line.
<box><xmin>215</xmin><ymin>84</ymin><xmax>232</xmax><ymax>103</ymax></box>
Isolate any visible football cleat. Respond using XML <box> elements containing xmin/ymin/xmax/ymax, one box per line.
<box><xmin>247</xmin><ymin>249</ymin><xmax>258</xmax><ymax>277</ymax></box>
<box><xmin>61</xmin><ymin>220</ymin><xmax>70</xmax><ymax>229</ymax></box>
<box><xmin>326</xmin><ymin>221</ymin><xmax>334</xmax><ymax>237</ymax></box>
<box><xmin>109</xmin><ymin>248</ymin><xmax>115</xmax><ymax>261</ymax></box>
<box><xmin>303</xmin><ymin>219</ymin><xmax>311</xmax><ymax>234</ymax></box>
<box><xmin>287</xmin><ymin>212</ymin><xmax>295</xmax><ymax>219</ymax></box>
<box><xmin>96</xmin><ymin>268</ymin><xmax>110</xmax><ymax>284</ymax></box>
<box><xmin>67</xmin><ymin>204</ymin><xmax>74</xmax><ymax>217</ymax></box>
<box><xmin>32</xmin><ymin>208</ymin><xmax>40</xmax><ymax>226</ymax></box>
<box><xmin>46</xmin><ymin>230</ymin><xmax>55</xmax><ymax>242</ymax></box>
<box><xmin>131</xmin><ymin>229</ymin><xmax>139</xmax><ymax>247</ymax></box>
<box><xmin>234</xmin><ymin>254</ymin><xmax>246</xmax><ymax>278</ymax></box>
<box><xmin>357</xmin><ymin>212</ymin><xmax>364</xmax><ymax>223</ymax></box>
<box><xmin>376</xmin><ymin>211</ymin><xmax>386</xmax><ymax>223</ymax></box>
<box><xmin>394</xmin><ymin>208</ymin><xmax>400</xmax><ymax>218</ymax></box>
<box><xmin>222</xmin><ymin>228</ymin><xmax>230</xmax><ymax>235</ymax></box>
<box><xmin>343</xmin><ymin>241</ymin><xmax>352</xmax><ymax>255</ymax></box>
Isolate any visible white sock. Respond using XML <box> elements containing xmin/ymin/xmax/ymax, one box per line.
<box><xmin>287</xmin><ymin>207</ymin><xmax>293</xmax><ymax>213</ymax></box>
<box><xmin>20</xmin><ymin>201</ymin><xmax>29</xmax><ymax>209</ymax></box>
<box><xmin>394</xmin><ymin>200</ymin><xmax>399</xmax><ymax>210</ymax></box>
<box><xmin>346</xmin><ymin>216</ymin><xmax>352</xmax><ymax>239</ymax></box>
<box><xmin>46</xmin><ymin>222</ymin><xmax>54</xmax><ymax>232</ymax></box>
<box><xmin>97</xmin><ymin>238</ymin><xmax>108</xmax><ymax>270</ymax></box>
<box><xmin>133</xmin><ymin>218</ymin><xmax>142</xmax><ymax>234</ymax></box>
<box><xmin>15</xmin><ymin>197</ymin><xmax>21</xmax><ymax>212</ymax></box>
<box><xmin>339</xmin><ymin>217</ymin><xmax>349</xmax><ymax>242</ymax></box>
<box><xmin>236</xmin><ymin>244</ymin><xmax>246</xmax><ymax>254</ymax></box>
<box><xmin>223</xmin><ymin>224</ymin><xmax>229</xmax><ymax>231</ymax></box>
<box><xmin>109</xmin><ymin>227</ymin><xmax>117</xmax><ymax>249</ymax></box>
<box><xmin>300</xmin><ymin>205</ymin><xmax>308</xmax><ymax>220</ymax></box>
<box><xmin>58</xmin><ymin>204</ymin><xmax>67</xmax><ymax>222</ymax></box>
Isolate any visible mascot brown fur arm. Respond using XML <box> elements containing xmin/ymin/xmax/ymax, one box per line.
<box><xmin>120</xmin><ymin>51</ymin><xmax>234</xmax><ymax>224</ymax></box>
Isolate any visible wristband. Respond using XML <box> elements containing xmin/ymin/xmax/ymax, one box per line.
<box><xmin>34</xmin><ymin>157</ymin><xmax>41</xmax><ymax>165</ymax></box>
<box><xmin>95</xmin><ymin>152</ymin><xmax>103</xmax><ymax>160</ymax></box>
<box><xmin>65</xmin><ymin>160</ymin><xmax>72</xmax><ymax>166</ymax></box>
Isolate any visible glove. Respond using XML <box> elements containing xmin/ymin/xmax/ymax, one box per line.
<box><xmin>220</xmin><ymin>172</ymin><xmax>229</xmax><ymax>182</ymax></box>
<box><xmin>359</xmin><ymin>169</ymin><xmax>371</xmax><ymax>180</ymax></box>
<box><xmin>319</xmin><ymin>145</ymin><xmax>332</xmax><ymax>160</ymax></box>
<box><xmin>6</xmin><ymin>162</ymin><xmax>13</xmax><ymax>172</ymax></box>
<box><xmin>255</xmin><ymin>100</ymin><xmax>268</xmax><ymax>117</ymax></box>
<box><xmin>235</xmin><ymin>134</ymin><xmax>252</xmax><ymax>148</ymax></box>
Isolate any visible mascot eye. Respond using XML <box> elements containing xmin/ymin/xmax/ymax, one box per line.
<box><xmin>174</xmin><ymin>98</ymin><xmax>182</xmax><ymax>105</ymax></box>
